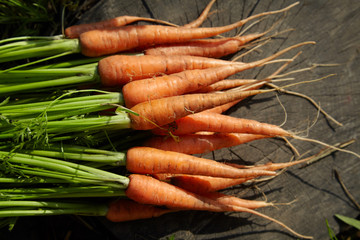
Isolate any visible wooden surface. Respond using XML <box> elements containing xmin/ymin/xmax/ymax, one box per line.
<box><xmin>79</xmin><ymin>0</ymin><xmax>360</xmax><ymax>239</ymax></box>
<box><xmin>3</xmin><ymin>1</ymin><xmax>359</xmax><ymax>239</ymax></box>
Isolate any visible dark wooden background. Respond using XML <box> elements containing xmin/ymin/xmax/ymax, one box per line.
<box><xmin>2</xmin><ymin>0</ymin><xmax>359</xmax><ymax>239</ymax></box>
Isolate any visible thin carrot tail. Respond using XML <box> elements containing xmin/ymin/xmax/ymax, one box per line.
<box><xmin>231</xmin><ymin>205</ymin><xmax>313</xmax><ymax>239</ymax></box>
<box><xmin>200</xmin><ymin>191</ymin><xmax>273</xmax><ymax>209</ymax></box>
<box><xmin>203</xmin><ymin>100</ymin><xmax>242</xmax><ymax>114</ymax></box>
<box><xmin>234</xmin><ymin>42</ymin><xmax>315</xmax><ymax>70</ymax></box>
<box><xmin>170</xmin><ymin>174</ymin><xmax>253</xmax><ymax>194</ymax></box>
<box><xmin>183</xmin><ymin>0</ymin><xmax>217</xmax><ymax>28</ymax></box>
<box><xmin>216</xmin><ymin>2</ymin><xmax>300</xmax><ymax>35</ymax></box>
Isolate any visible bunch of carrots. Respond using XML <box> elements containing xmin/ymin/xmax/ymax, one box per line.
<box><xmin>0</xmin><ymin>1</ymin><xmax>358</xmax><ymax>239</ymax></box>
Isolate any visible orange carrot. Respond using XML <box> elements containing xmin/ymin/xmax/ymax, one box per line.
<box><xmin>129</xmin><ymin>89</ymin><xmax>271</xmax><ymax>130</ymax></box>
<box><xmin>151</xmin><ymin>111</ymin><xmax>291</xmax><ymax>136</ymax></box>
<box><xmin>167</xmin><ymin>157</ymin><xmax>319</xmax><ymax>194</ymax></box>
<box><xmin>65</xmin><ymin>16</ymin><xmax>178</xmax><ymax>39</ymax></box>
<box><xmin>106</xmin><ymin>199</ymin><xmax>176</xmax><ymax>222</ymax></box>
<box><xmin>143</xmin><ymin>133</ymin><xmax>270</xmax><ymax>155</ymax></box>
<box><xmin>126</xmin><ymin>147</ymin><xmax>276</xmax><ymax>178</ymax></box>
<box><xmin>144</xmin><ymin>33</ymin><xmax>263</xmax><ymax>58</ymax></box>
<box><xmin>79</xmin><ymin>2</ymin><xmax>299</xmax><ymax>57</ymax></box>
<box><xmin>122</xmin><ymin>41</ymin><xmax>312</xmax><ymax>107</ymax></box>
<box><xmin>125</xmin><ymin>174</ymin><xmax>230</xmax><ymax>211</ymax></box>
<box><xmin>98</xmin><ymin>54</ymin><xmax>241</xmax><ymax>86</ymax></box>
<box><xmin>65</xmin><ymin>0</ymin><xmax>216</xmax><ymax>39</ymax></box>
<box><xmin>169</xmin><ymin>174</ymin><xmax>254</xmax><ymax>193</ymax></box>
<box><xmin>125</xmin><ymin>174</ymin><xmax>313</xmax><ymax>239</ymax></box>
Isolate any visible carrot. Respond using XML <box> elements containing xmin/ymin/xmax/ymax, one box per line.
<box><xmin>129</xmin><ymin>88</ymin><xmax>272</xmax><ymax>130</ymax></box>
<box><xmin>125</xmin><ymin>174</ymin><xmax>230</xmax><ymax>211</ymax></box>
<box><xmin>97</xmin><ymin>54</ymin><xmax>237</xmax><ymax>86</ymax></box>
<box><xmin>106</xmin><ymin>199</ymin><xmax>175</xmax><ymax>222</ymax></box>
<box><xmin>125</xmin><ymin>147</ymin><xmax>276</xmax><ymax>178</ymax></box>
<box><xmin>125</xmin><ymin>174</ymin><xmax>313</xmax><ymax>239</ymax></box>
<box><xmin>166</xmin><ymin>156</ymin><xmax>321</xmax><ymax>194</ymax></box>
<box><xmin>144</xmin><ymin>33</ymin><xmax>264</xmax><ymax>58</ymax></box>
<box><xmin>143</xmin><ymin>133</ymin><xmax>270</xmax><ymax>155</ymax></box>
<box><xmin>65</xmin><ymin>16</ymin><xmax>178</xmax><ymax>39</ymax></box>
<box><xmin>169</xmin><ymin>174</ymin><xmax>254</xmax><ymax>194</ymax></box>
<box><xmin>151</xmin><ymin>111</ymin><xmax>291</xmax><ymax>136</ymax></box>
<box><xmin>122</xmin><ymin>41</ymin><xmax>312</xmax><ymax>107</ymax></box>
<box><xmin>65</xmin><ymin>0</ymin><xmax>216</xmax><ymax>39</ymax></box>
<box><xmin>99</xmin><ymin>40</ymin><xmax>308</xmax><ymax>87</ymax></box>
<box><xmin>79</xmin><ymin>2</ymin><xmax>299</xmax><ymax>57</ymax></box>
<box><xmin>127</xmin><ymin>48</ymin><xmax>310</xmax><ymax>131</ymax></box>
<box><xmin>144</xmin><ymin>13</ymin><xmax>282</xmax><ymax>58</ymax></box>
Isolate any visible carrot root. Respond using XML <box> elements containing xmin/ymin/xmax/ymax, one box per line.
<box><xmin>125</xmin><ymin>147</ymin><xmax>276</xmax><ymax>178</ymax></box>
<box><xmin>106</xmin><ymin>199</ymin><xmax>176</xmax><ymax>222</ymax></box>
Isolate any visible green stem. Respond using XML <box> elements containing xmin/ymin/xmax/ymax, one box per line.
<box><xmin>22</xmin><ymin>149</ymin><xmax>126</xmax><ymax>166</ymax></box>
<box><xmin>3</xmin><ymin>51</ymin><xmax>75</xmax><ymax>71</ymax></box>
<box><xmin>1</xmin><ymin>151</ymin><xmax>127</xmax><ymax>179</ymax></box>
<box><xmin>0</xmin><ymin>38</ymin><xmax>80</xmax><ymax>63</ymax></box>
<box><xmin>0</xmin><ymin>202</ymin><xmax>109</xmax><ymax>217</ymax></box>
<box><xmin>0</xmin><ymin>91</ymin><xmax>123</xmax><ymax>120</ymax></box>
<box><xmin>0</xmin><ymin>75</ymin><xmax>98</xmax><ymax>96</ymax></box>
<box><xmin>44</xmin><ymin>113</ymin><xmax>131</xmax><ymax>133</ymax></box>
<box><xmin>0</xmin><ymin>177</ymin><xmax>68</xmax><ymax>184</ymax></box>
<box><xmin>0</xmin><ymin>67</ymin><xmax>96</xmax><ymax>80</ymax></box>
<box><xmin>0</xmin><ymin>151</ymin><xmax>130</xmax><ymax>187</ymax></box>
<box><xmin>0</xmin><ymin>186</ymin><xmax>126</xmax><ymax>200</ymax></box>
<box><xmin>0</xmin><ymin>35</ymin><xmax>64</xmax><ymax>45</ymax></box>
<box><xmin>16</xmin><ymin>168</ymin><xmax>126</xmax><ymax>188</ymax></box>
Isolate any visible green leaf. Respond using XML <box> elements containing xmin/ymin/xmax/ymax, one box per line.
<box><xmin>335</xmin><ymin>214</ymin><xmax>360</xmax><ymax>230</ymax></box>
<box><xmin>326</xmin><ymin>219</ymin><xmax>338</xmax><ymax>240</ymax></box>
